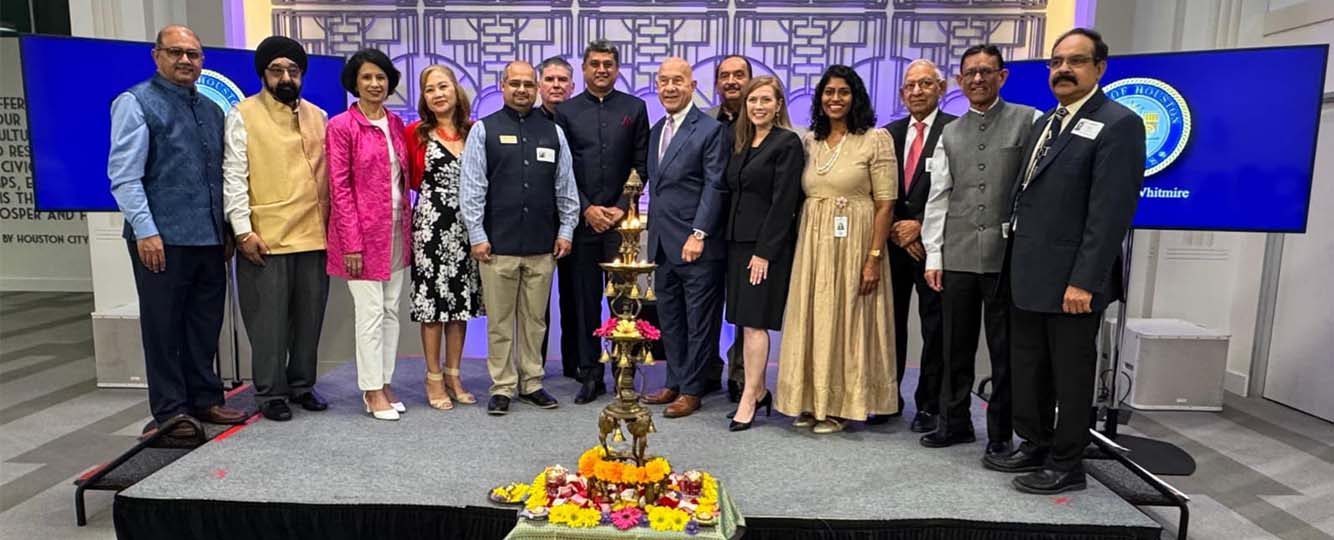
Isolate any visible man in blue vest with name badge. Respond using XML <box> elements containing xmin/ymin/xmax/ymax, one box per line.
<box><xmin>107</xmin><ymin>25</ymin><xmax>247</xmax><ymax>437</ymax></box>
<box><xmin>460</xmin><ymin>61</ymin><xmax>580</xmax><ymax>416</ymax></box>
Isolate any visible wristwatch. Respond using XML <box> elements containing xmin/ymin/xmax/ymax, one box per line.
<box><xmin>867</xmin><ymin>248</ymin><xmax>883</xmax><ymax>258</ymax></box>
<box><xmin>691</xmin><ymin>229</ymin><xmax>707</xmax><ymax>241</ymax></box>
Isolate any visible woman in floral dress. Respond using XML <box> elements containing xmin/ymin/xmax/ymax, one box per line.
<box><xmin>405</xmin><ymin>65</ymin><xmax>483</xmax><ymax>410</ymax></box>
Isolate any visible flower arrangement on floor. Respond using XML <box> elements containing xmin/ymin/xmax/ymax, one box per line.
<box><xmin>516</xmin><ymin>447</ymin><xmax>720</xmax><ymax>533</ymax></box>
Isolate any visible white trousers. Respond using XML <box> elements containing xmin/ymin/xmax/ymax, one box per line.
<box><xmin>348</xmin><ymin>225</ymin><xmax>407</xmax><ymax>391</ymax></box>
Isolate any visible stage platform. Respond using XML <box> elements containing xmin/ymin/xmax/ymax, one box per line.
<box><xmin>113</xmin><ymin>358</ymin><xmax>1161</xmax><ymax>540</ymax></box>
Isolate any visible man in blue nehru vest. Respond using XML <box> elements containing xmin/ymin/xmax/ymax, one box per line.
<box><xmin>107</xmin><ymin>25</ymin><xmax>247</xmax><ymax>437</ymax></box>
<box><xmin>460</xmin><ymin>61</ymin><xmax>580</xmax><ymax>416</ymax></box>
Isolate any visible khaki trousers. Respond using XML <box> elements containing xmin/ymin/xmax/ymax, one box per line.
<box><xmin>479</xmin><ymin>253</ymin><xmax>556</xmax><ymax>397</ymax></box>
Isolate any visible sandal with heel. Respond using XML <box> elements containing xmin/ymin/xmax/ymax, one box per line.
<box><xmin>442</xmin><ymin>367</ymin><xmax>476</xmax><ymax>404</ymax></box>
<box><xmin>425</xmin><ymin>371</ymin><xmax>454</xmax><ymax>410</ymax></box>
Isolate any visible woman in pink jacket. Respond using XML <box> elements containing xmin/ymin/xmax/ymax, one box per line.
<box><xmin>326</xmin><ymin>48</ymin><xmax>412</xmax><ymax>421</ymax></box>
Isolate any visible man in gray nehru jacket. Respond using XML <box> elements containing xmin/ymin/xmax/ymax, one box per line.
<box><xmin>921</xmin><ymin>44</ymin><xmax>1037</xmax><ymax>458</ymax></box>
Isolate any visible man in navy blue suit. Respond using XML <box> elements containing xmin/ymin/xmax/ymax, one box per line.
<box><xmin>639</xmin><ymin>57</ymin><xmax>729</xmax><ymax>419</ymax></box>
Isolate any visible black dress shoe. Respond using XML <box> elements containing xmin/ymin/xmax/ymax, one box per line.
<box><xmin>260</xmin><ymin>400</ymin><xmax>292</xmax><ymax>421</ymax></box>
<box><xmin>727</xmin><ymin>380</ymin><xmax>742</xmax><ymax>403</ymax></box>
<box><xmin>985</xmin><ymin>440</ymin><xmax>1014</xmax><ymax>458</ymax></box>
<box><xmin>518</xmin><ymin>389</ymin><xmax>559</xmax><ymax>409</ymax></box>
<box><xmin>487</xmin><ymin>395</ymin><xmax>511</xmax><ymax>416</ymax></box>
<box><xmin>920</xmin><ymin>429</ymin><xmax>976</xmax><ymax>448</ymax></box>
<box><xmin>1013</xmin><ymin>468</ymin><xmax>1087</xmax><ymax>495</ymax></box>
<box><xmin>573</xmin><ymin>379</ymin><xmax>606</xmax><ymax>405</ymax></box>
<box><xmin>983</xmin><ymin>446</ymin><xmax>1047</xmax><ymax>473</ymax></box>
<box><xmin>909</xmin><ymin>411</ymin><xmax>937</xmax><ymax>433</ymax></box>
<box><xmin>290</xmin><ymin>391</ymin><xmax>328</xmax><ymax>411</ymax></box>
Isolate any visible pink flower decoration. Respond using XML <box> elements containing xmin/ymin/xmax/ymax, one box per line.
<box><xmin>593</xmin><ymin>317</ymin><xmax>618</xmax><ymax>338</ymax></box>
<box><xmin>610</xmin><ymin>507</ymin><xmax>644</xmax><ymax>530</ymax></box>
<box><xmin>636</xmin><ymin>320</ymin><xmax>662</xmax><ymax>341</ymax></box>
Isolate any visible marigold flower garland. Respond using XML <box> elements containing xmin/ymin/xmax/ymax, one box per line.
<box><xmin>514</xmin><ymin>449</ymin><xmax>719</xmax><ymax>534</ymax></box>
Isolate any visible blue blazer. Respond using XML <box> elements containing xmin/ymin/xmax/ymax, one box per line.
<box><xmin>646</xmin><ymin>105</ymin><xmax>729</xmax><ymax>265</ymax></box>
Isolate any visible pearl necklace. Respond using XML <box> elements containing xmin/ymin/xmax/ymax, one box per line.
<box><xmin>815</xmin><ymin>134</ymin><xmax>847</xmax><ymax>175</ymax></box>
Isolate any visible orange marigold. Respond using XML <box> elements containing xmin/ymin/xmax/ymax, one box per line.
<box><xmin>578</xmin><ymin>447</ymin><xmax>603</xmax><ymax>477</ymax></box>
<box><xmin>620</xmin><ymin>465</ymin><xmax>647</xmax><ymax>484</ymax></box>
<box><xmin>594</xmin><ymin>460</ymin><xmax>624</xmax><ymax>483</ymax></box>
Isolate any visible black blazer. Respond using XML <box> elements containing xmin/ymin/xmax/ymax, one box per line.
<box><xmin>885</xmin><ymin>111</ymin><xmax>957</xmax><ymax>222</ymax></box>
<box><xmin>724</xmin><ymin>128</ymin><xmax>805</xmax><ymax>260</ymax></box>
<box><xmin>1007</xmin><ymin>88</ymin><xmax>1145</xmax><ymax>314</ymax></box>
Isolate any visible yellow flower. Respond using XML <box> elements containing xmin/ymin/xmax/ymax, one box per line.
<box><xmin>666</xmin><ymin>507</ymin><xmax>690</xmax><ymax>531</ymax></box>
<box><xmin>549</xmin><ymin>503</ymin><xmax>577</xmax><ymax>525</ymax></box>
<box><xmin>646</xmin><ymin>505</ymin><xmax>671</xmax><ymax>531</ymax></box>
<box><xmin>569</xmin><ymin>508</ymin><xmax>602</xmax><ymax>528</ymax></box>
<box><xmin>647</xmin><ymin>505</ymin><xmax>689</xmax><ymax>532</ymax></box>
<box><xmin>696</xmin><ymin>502</ymin><xmax>717</xmax><ymax>516</ymax></box>
<box><xmin>644</xmin><ymin>458</ymin><xmax>671</xmax><ymax>482</ymax></box>
<box><xmin>525</xmin><ymin>470</ymin><xmax>549</xmax><ymax>510</ymax></box>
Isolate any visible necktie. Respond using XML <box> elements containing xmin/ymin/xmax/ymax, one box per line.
<box><xmin>1025</xmin><ymin>107</ymin><xmax>1069</xmax><ymax>184</ymax></box>
<box><xmin>1012</xmin><ymin>106</ymin><xmax>1070</xmax><ymax>234</ymax></box>
<box><xmin>658</xmin><ymin>117</ymin><xmax>675</xmax><ymax>162</ymax></box>
<box><xmin>903</xmin><ymin>121</ymin><xmax>926</xmax><ymax>192</ymax></box>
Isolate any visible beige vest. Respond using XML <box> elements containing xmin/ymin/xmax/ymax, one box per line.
<box><xmin>236</xmin><ymin>92</ymin><xmax>329</xmax><ymax>253</ymax></box>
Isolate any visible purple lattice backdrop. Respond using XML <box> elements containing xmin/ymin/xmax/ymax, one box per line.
<box><xmin>264</xmin><ymin>0</ymin><xmax>1052</xmax><ymax>126</ymax></box>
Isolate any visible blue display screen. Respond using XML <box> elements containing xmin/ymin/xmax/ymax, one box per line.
<box><xmin>21</xmin><ymin>34</ymin><xmax>347</xmax><ymax>212</ymax></box>
<box><xmin>1000</xmin><ymin>45</ymin><xmax>1327</xmax><ymax>233</ymax></box>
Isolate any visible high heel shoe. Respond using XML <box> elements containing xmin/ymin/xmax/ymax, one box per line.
<box><xmin>727</xmin><ymin>392</ymin><xmax>773</xmax><ymax>431</ymax></box>
<box><xmin>424</xmin><ymin>371</ymin><xmax>453</xmax><ymax>410</ymax></box>
<box><xmin>363</xmin><ymin>393</ymin><xmax>400</xmax><ymax>421</ymax></box>
<box><xmin>726</xmin><ymin>391</ymin><xmax>773</xmax><ymax>419</ymax></box>
<box><xmin>442</xmin><ymin>367</ymin><xmax>476</xmax><ymax>404</ymax></box>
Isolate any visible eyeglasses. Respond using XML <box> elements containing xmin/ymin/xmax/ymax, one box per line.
<box><xmin>266</xmin><ymin>66</ymin><xmax>302</xmax><ymax>78</ymax></box>
<box><xmin>506</xmin><ymin>80</ymin><xmax>537</xmax><ymax>90</ymax></box>
<box><xmin>901</xmin><ymin>78</ymin><xmax>940</xmax><ymax>92</ymax></box>
<box><xmin>960</xmin><ymin>67</ymin><xmax>1000</xmax><ymax>79</ymax></box>
<box><xmin>157</xmin><ymin>47</ymin><xmax>202</xmax><ymax>61</ymax></box>
<box><xmin>1047</xmin><ymin>55</ymin><xmax>1095</xmax><ymax>69</ymax></box>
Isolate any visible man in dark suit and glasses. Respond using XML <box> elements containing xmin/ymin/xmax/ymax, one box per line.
<box><xmin>880</xmin><ymin>59</ymin><xmax>954</xmax><ymax>432</ymax></box>
<box><xmin>984</xmin><ymin>28</ymin><xmax>1144</xmax><ymax>495</ymax></box>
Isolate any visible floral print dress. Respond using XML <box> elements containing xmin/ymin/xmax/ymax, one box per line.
<box><xmin>410</xmin><ymin>139</ymin><xmax>484</xmax><ymax>322</ymax></box>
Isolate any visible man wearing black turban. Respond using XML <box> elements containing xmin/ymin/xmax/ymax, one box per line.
<box><xmin>253</xmin><ymin>35</ymin><xmax>307</xmax><ymax>105</ymax></box>
<box><xmin>223</xmin><ymin>35</ymin><xmax>333</xmax><ymax>421</ymax></box>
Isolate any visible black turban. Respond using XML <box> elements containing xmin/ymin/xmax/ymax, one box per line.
<box><xmin>254</xmin><ymin>36</ymin><xmax>308</xmax><ymax>76</ymax></box>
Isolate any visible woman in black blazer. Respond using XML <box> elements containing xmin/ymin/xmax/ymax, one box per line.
<box><xmin>724</xmin><ymin>76</ymin><xmax>806</xmax><ymax>431</ymax></box>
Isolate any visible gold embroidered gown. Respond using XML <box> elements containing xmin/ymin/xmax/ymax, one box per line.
<box><xmin>775</xmin><ymin>128</ymin><xmax>900</xmax><ymax>422</ymax></box>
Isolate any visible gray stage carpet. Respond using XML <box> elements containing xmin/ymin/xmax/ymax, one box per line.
<box><xmin>121</xmin><ymin>357</ymin><xmax>1159</xmax><ymax>532</ymax></box>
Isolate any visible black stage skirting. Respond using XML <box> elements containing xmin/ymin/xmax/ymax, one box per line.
<box><xmin>114</xmin><ymin>496</ymin><xmax>1158</xmax><ymax>540</ymax></box>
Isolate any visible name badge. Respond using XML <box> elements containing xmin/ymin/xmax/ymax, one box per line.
<box><xmin>1071</xmin><ymin>119</ymin><xmax>1104</xmax><ymax>140</ymax></box>
<box><xmin>499</xmin><ymin>135</ymin><xmax>519</xmax><ymax>144</ymax></box>
<box><xmin>833</xmin><ymin>216</ymin><xmax>849</xmax><ymax>238</ymax></box>
<box><xmin>536</xmin><ymin>147</ymin><xmax>556</xmax><ymax>163</ymax></box>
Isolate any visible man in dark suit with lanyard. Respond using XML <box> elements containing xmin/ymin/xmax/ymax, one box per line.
<box><xmin>881</xmin><ymin>59</ymin><xmax>954</xmax><ymax>432</ymax></box>
<box><xmin>985</xmin><ymin>28</ymin><xmax>1144</xmax><ymax>495</ymax></box>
